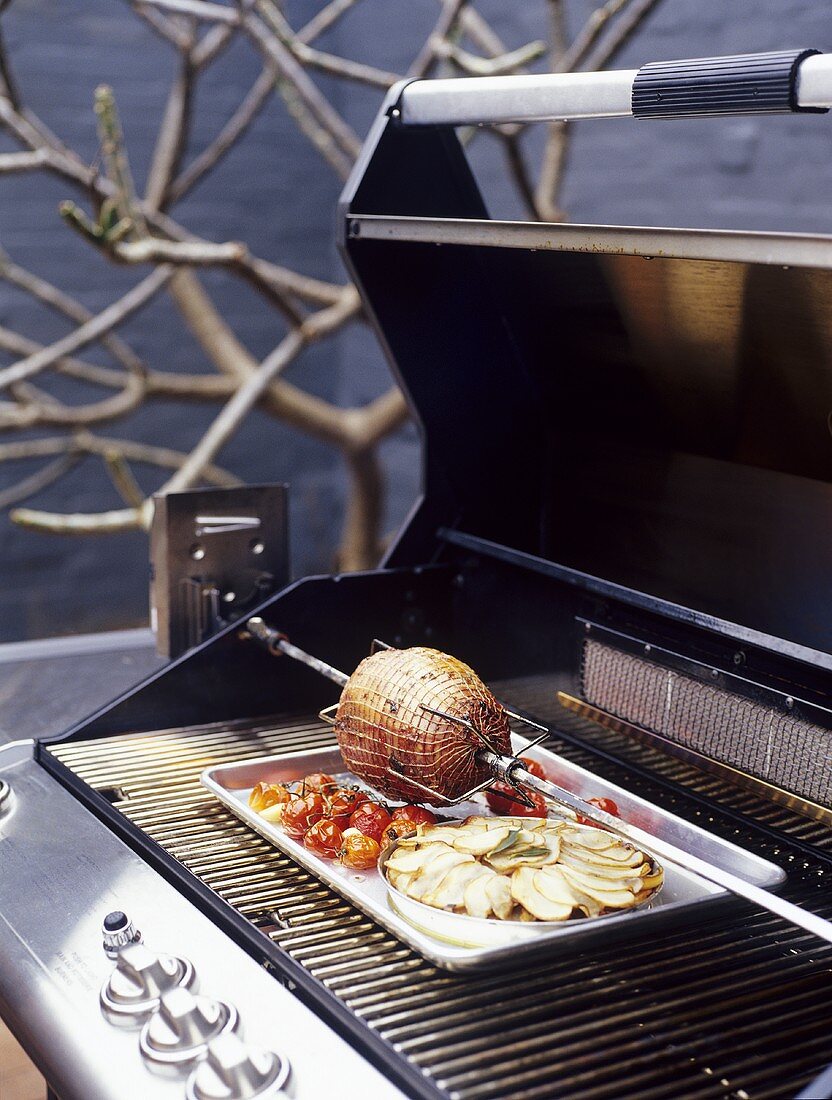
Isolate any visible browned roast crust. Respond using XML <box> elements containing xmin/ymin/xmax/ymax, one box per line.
<box><xmin>335</xmin><ymin>647</ymin><xmax>511</xmax><ymax>802</ymax></box>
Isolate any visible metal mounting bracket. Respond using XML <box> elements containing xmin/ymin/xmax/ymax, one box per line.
<box><xmin>151</xmin><ymin>486</ymin><xmax>289</xmax><ymax>659</ymax></box>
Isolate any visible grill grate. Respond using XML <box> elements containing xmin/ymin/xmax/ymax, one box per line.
<box><xmin>48</xmin><ymin>679</ymin><xmax>832</xmax><ymax>1099</ymax></box>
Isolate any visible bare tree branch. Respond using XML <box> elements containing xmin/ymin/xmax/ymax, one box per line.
<box><xmin>0</xmin><ymin>266</ymin><xmax>171</xmax><ymax>390</ymax></box>
<box><xmin>286</xmin><ymin>43</ymin><xmax>398</xmax><ymax>90</ymax></box>
<box><xmin>164</xmin><ymin>269</ymin><xmax>386</xmax><ymax>460</ymax></box>
<box><xmin>339</xmin><ymin>447</ymin><xmax>383</xmax><ymax>571</ymax></box>
<box><xmin>344</xmin><ymin>386</ymin><xmax>410</xmax><ymax>451</ymax></box>
<box><xmin>146</xmin><ymin>49</ymin><xmax>195</xmax><ymax>211</ymax></box>
<box><xmin>65</xmin><ymin>224</ymin><xmax>349</xmax><ymax>324</ymax></box>
<box><xmin>546</xmin><ymin>0</ymin><xmax>568</xmax><ymax>57</ymax></box>
<box><xmin>0</xmin><ymin>327</ymin><xmax>108</xmax><ymax>380</ymax></box>
<box><xmin>296</xmin><ymin>0</ymin><xmax>360</xmax><ymax>45</ymax></box>
<box><xmin>0</xmin><ymin>372</ymin><xmax>145</xmax><ymax>427</ymax></box>
<box><xmin>160</xmin><ymin>328</ymin><xmax>304</xmax><ymax>494</ymax></box>
<box><xmin>536</xmin><ymin>120</ymin><xmax>568</xmax><ymax>222</ymax></box>
<box><xmin>103</xmin><ymin>449</ymin><xmax>146</xmax><ymax>507</ymax></box>
<box><xmin>166</xmin><ymin>269</ymin><xmax>355</xmax><ymax>441</ymax></box>
<box><xmin>498</xmin><ymin>130</ymin><xmax>541</xmax><ymax>220</ymax></box>
<box><xmin>192</xmin><ymin>22</ymin><xmax>235</xmax><ymax>67</ymax></box>
<box><xmin>161</xmin><ymin>286</ymin><xmax>360</xmax><ymax>494</ymax></box>
<box><xmin>11</xmin><ymin>504</ymin><xmax>148</xmax><ymax>533</ymax></box>
<box><xmin>252</xmin><ymin>4</ymin><xmax>399</xmax><ymax>89</ymax></box>
<box><xmin>458</xmin><ymin>8</ymin><xmax>506</xmax><ymax>56</ymax></box>
<box><xmin>0</xmin><ymin>251</ymin><xmax>146</xmax><ymax>374</ymax></box>
<box><xmin>583</xmin><ymin>0</ymin><xmax>663</xmax><ymax>70</ymax></box>
<box><xmin>58</xmin><ymin>73</ymin><xmax>346</xmax><ymax>317</ymax></box>
<box><xmin>246</xmin><ymin>6</ymin><xmax>361</xmax><ymax>165</ymax></box>
<box><xmin>146</xmin><ymin>368</ymin><xmax>236</xmax><ymax>398</ymax></box>
<box><xmin>168</xmin><ymin>66</ymin><xmax>274</xmax><ymax>202</ymax></box>
<box><xmin>0</xmin><ymin>97</ymin><xmax>91</xmax><ymax>183</ymax></box>
<box><xmin>0</xmin><ymin>149</ymin><xmax>47</xmax><ymax>172</ymax></box>
<box><xmin>110</xmin><ymin>236</ymin><xmax>245</xmax><ymax>265</ymax></box>
<box><xmin>436</xmin><ymin>39</ymin><xmax>547</xmax><ymax>77</ymax></box>
<box><xmin>407</xmin><ymin>0</ymin><xmax>468</xmax><ymax>79</ymax></box>
<box><xmin>0</xmin><ymin>21</ymin><xmax>20</xmax><ymax>108</ymax></box>
<box><xmin>0</xmin><ymin>431</ymin><xmax>240</xmax><ymax>483</ymax></box>
<box><xmin>2</xmin><ymin>84</ymin><xmax>347</xmax><ymax>309</ymax></box>
<box><xmin>0</xmin><ymin>325</ymin><xmax>167</xmax><ymax>416</ymax></box>
<box><xmin>2</xmin><ymin>343</ymin><xmax>231</xmax><ymax>402</ymax></box>
<box><xmin>133</xmin><ymin>2</ymin><xmax>192</xmax><ymax>48</ymax></box>
<box><xmin>0</xmin><ymin>452</ymin><xmax>81</xmax><ymax>510</ymax></box>
<box><xmin>558</xmin><ymin>0</ymin><xmax>631</xmax><ymax>73</ymax></box>
<box><xmin>133</xmin><ymin>0</ymin><xmax>236</xmax><ymax>23</ymax></box>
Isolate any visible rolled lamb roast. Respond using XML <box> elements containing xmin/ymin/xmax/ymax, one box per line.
<box><xmin>335</xmin><ymin>646</ymin><xmax>512</xmax><ymax>801</ymax></box>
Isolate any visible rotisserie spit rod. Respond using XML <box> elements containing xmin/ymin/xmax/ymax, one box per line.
<box><xmin>246</xmin><ymin>616</ymin><xmax>349</xmax><ymax>687</ymax></box>
<box><xmin>245</xmin><ymin>619</ymin><xmax>832</xmax><ymax>947</ymax></box>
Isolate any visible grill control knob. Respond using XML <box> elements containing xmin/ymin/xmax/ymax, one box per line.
<box><xmin>100</xmin><ymin>943</ymin><xmax>195</xmax><ymax>1025</ymax></box>
<box><xmin>185</xmin><ymin>1033</ymin><xmax>291</xmax><ymax>1100</ymax></box>
<box><xmin>102</xmin><ymin>910</ymin><xmax>142</xmax><ymax>958</ymax></box>
<box><xmin>140</xmin><ymin>987</ymin><xmax>238</xmax><ymax>1066</ymax></box>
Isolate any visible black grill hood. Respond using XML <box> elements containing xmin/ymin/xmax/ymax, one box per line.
<box><xmin>339</xmin><ymin>84</ymin><xmax>832</xmax><ymax>660</ymax></box>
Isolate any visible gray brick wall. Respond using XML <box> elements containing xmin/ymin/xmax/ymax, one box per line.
<box><xmin>0</xmin><ymin>1</ymin><xmax>829</xmax><ymax>640</ymax></box>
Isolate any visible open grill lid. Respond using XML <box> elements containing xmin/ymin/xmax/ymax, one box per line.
<box><xmin>340</xmin><ymin>52</ymin><xmax>832</xmax><ymax>661</ymax></box>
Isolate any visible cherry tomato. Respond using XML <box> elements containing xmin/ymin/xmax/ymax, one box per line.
<box><xmin>327</xmin><ymin>787</ymin><xmax>363</xmax><ymax>827</ymax></box>
<box><xmin>391</xmin><ymin>805</ymin><xmax>437</xmax><ymax>828</ymax></box>
<box><xmin>519</xmin><ymin>756</ymin><xmax>547</xmax><ymax>780</ymax></box>
<box><xmin>590</xmin><ymin>796</ymin><xmax>620</xmax><ymax>816</ymax></box>
<box><xmin>380</xmin><ymin>820</ymin><xmax>418</xmax><ymax>848</ymax></box>
<box><xmin>577</xmin><ymin>796</ymin><xmax>620</xmax><ymax>826</ymax></box>
<box><xmin>302</xmin><ymin>771</ymin><xmax>337</xmax><ymax>794</ymax></box>
<box><xmin>341</xmin><ymin>833</ymin><xmax>381</xmax><ymax>870</ymax></box>
<box><xmin>349</xmin><ymin>801</ymin><xmax>392</xmax><ymax>844</ymax></box>
<box><xmin>249</xmin><ymin>782</ymin><xmax>291</xmax><ymax>812</ymax></box>
<box><xmin>486</xmin><ymin>782</ymin><xmax>548</xmax><ymax>817</ymax></box>
<box><xmin>303</xmin><ymin>818</ymin><xmax>343</xmax><ymax>859</ymax></box>
<box><xmin>282</xmin><ymin>792</ymin><xmax>326</xmax><ymax>839</ymax></box>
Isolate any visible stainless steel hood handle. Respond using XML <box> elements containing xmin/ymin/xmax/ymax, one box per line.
<box><xmin>398</xmin><ymin>49</ymin><xmax>832</xmax><ymax>126</ymax></box>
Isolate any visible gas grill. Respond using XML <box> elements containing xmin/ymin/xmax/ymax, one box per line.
<box><xmin>5</xmin><ymin>48</ymin><xmax>832</xmax><ymax>1100</ymax></box>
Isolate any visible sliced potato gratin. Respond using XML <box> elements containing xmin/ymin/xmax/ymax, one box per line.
<box><xmin>383</xmin><ymin>816</ymin><xmax>663</xmax><ymax>922</ymax></box>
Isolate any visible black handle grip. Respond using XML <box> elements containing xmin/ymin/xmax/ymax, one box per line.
<box><xmin>632</xmin><ymin>49</ymin><xmax>826</xmax><ymax>119</ymax></box>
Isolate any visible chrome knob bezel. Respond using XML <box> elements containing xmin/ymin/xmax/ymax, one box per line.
<box><xmin>139</xmin><ymin>988</ymin><xmax>239</xmax><ymax>1066</ymax></box>
<box><xmin>185</xmin><ymin>1033</ymin><xmax>291</xmax><ymax>1100</ymax></box>
<box><xmin>100</xmin><ymin>944</ymin><xmax>195</xmax><ymax>1025</ymax></box>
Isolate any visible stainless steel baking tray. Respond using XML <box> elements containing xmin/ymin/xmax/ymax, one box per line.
<box><xmin>201</xmin><ymin>734</ymin><xmax>785</xmax><ymax>972</ymax></box>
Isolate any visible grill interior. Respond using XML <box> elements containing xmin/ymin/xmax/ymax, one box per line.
<box><xmin>48</xmin><ymin>676</ymin><xmax>832</xmax><ymax>1100</ymax></box>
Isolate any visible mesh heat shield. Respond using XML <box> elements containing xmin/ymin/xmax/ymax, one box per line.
<box><xmin>581</xmin><ymin>639</ymin><xmax>832</xmax><ymax>809</ymax></box>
